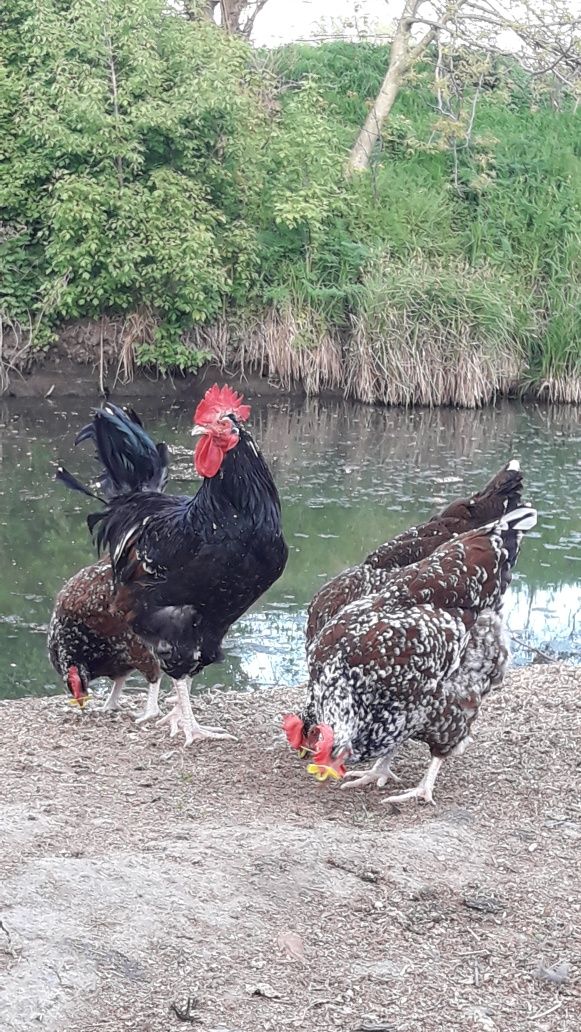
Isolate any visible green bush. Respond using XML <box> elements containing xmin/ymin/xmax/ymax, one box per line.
<box><xmin>0</xmin><ymin>0</ymin><xmax>269</xmax><ymax>366</ymax></box>
<box><xmin>1</xmin><ymin>15</ymin><xmax>579</xmax><ymax>393</ymax></box>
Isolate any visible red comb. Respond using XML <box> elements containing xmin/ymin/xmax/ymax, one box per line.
<box><xmin>194</xmin><ymin>384</ymin><xmax>251</xmax><ymax>426</ymax></box>
<box><xmin>282</xmin><ymin>713</ymin><xmax>305</xmax><ymax>750</ymax></box>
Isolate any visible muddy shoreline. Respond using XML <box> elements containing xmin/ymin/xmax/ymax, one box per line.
<box><xmin>2</xmin><ymin>354</ymin><xmax>571</xmax><ymax>408</ymax></box>
<box><xmin>1</xmin><ymin>354</ymin><xmax>294</xmax><ymax>402</ymax></box>
<box><xmin>2</xmin><ymin>343</ymin><xmax>577</xmax><ymax>407</ymax></box>
<box><xmin>1</xmin><ymin>665</ymin><xmax>579</xmax><ymax>1032</ymax></box>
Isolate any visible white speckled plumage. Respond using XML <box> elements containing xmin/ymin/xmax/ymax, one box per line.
<box><xmin>47</xmin><ymin>557</ymin><xmax>162</xmax><ymax>713</ymax></box>
<box><xmin>298</xmin><ymin>504</ymin><xmax>535</xmax><ymax>802</ymax></box>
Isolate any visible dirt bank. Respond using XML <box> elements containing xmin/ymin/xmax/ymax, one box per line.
<box><xmin>1</xmin><ymin>353</ymin><xmax>291</xmax><ymax>403</ymax></box>
<box><xmin>3</xmin><ymin>319</ymin><xmax>579</xmax><ymax>405</ymax></box>
<box><xmin>1</xmin><ymin>665</ymin><xmax>579</xmax><ymax>1032</ymax></box>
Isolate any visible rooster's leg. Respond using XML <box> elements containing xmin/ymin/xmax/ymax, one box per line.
<box><xmin>102</xmin><ymin>676</ymin><xmax>126</xmax><ymax>712</ymax></box>
<box><xmin>385</xmin><ymin>756</ymin><xmax>443</xmax><ymax>805</ymax></box>
<box><xmin>135</xmin><ymin>677</ymin><xmax>162</xmax><ymax>725</ymax></box>
<box><xmin>340</xmin><ymin>755</ymin><xmax>401</xmax><ymax>790</ymax></box>
<box><xmin>157</xmin><ymin>678</ymin><xmax>236</xmax><ymax>745</ymax></box>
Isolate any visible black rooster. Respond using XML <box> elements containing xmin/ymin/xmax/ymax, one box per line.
<box><xmin>59</xmin><ymin>385</ymin><xmax>288</xmax><ymax>744</ymax></box>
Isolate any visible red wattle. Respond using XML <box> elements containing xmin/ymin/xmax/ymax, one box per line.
<box><xmin>312</xmin><ymin>724</ymin><xmax>335</xmax><ymax>765</ymax></box>
<box><xmin>195</xmin><ymin>435</ymin><xmax>226</xmax><ymax>478</ymax></box>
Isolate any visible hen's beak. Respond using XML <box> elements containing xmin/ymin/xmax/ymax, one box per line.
<box><xmin>306</xmin><ymin>761</ymin><xmax>346</xmax><ymax>782</ymax></box>
<box><xmin>67</xmin><ymin>694</ymin><xmax>91</xmax><ymax>710</ymax></box>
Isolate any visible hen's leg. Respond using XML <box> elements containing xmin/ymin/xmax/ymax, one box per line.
<box><xmin>385</xmin><ymin>755</ymin><xmax>443</xmax><ymax>805</ymax></box>
<box><xmin>341</xmin><ymin>755</ymin><xmax>401</xmax><ymax>791</ymax></box>
<box><xmin>135</xmin><ymin>677</ymin><xmax>162</xmax><ymax>725</ymax></box>
<box><xmin>157</xmin><ymin>678</ymin><xmax>237</xmax><ymax>745</ymax></box>
<box><xmin>102</xmin><ymin>676</ymin><xmax>126</xmax><ymax>712</ymax></box>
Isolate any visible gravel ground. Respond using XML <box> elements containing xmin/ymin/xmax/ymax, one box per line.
<box><xmin>0</xmin><ymin>664</ymin><xmax>580</xmax><ymax>1032</ymax></box>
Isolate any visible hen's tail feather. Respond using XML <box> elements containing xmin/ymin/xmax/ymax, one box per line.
<box><xmin>55</xmin><ymin>466</ymin><xmax>104</xmax><ymax>503</ymax></box>
<box><xmin>494</xmin><ymin>504</ymin><xmax>537</xmax><ymax>596</ymax></box>
<box><xmin>437</xmin><ymin>458</ymin><xmax>524</xmax><ymax>527</ymax></box>
<box><xmin>472</xmin><ymin>458</ymin><xmax>524</xmax><ymax>515</ymax></box>
<box><xmin>497</xmin><ymin>505</ymin><xmax>537</xmax><ymax>532</ymax></box>
<box><xmin>497</xmin><ymin>504</ymin><xmax>537</xmax><ymax>558</ymax></box>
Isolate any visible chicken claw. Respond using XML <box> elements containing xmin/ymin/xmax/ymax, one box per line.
<box><xmin>383</xmin><ymin>756</ymin><xmax>443</xmax><ymax>806</ymax></box>
<box><xmin>157</xmin><ymin>706</ymin><xmax>236</xmax><ymax>744</ymax></box>
<box><xmin>157</xmin><ymin>678</ymin><xmax>236</xmax><ymax>745</ymax></box>
<box><xmin>341</xmin><ymin>756</ymin><xmax>401</xmax><ymax>790</ymax></box>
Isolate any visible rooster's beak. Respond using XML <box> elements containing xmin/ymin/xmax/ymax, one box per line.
<box><xmin>191</xmin><ymin>425</ymin><xmax>205</xmax><ymax>437</ymax></box>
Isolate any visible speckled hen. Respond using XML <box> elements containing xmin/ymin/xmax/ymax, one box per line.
<box><xmin>48</xmin><ymin>557</ymin><xmax>162</xmax><ymax>721</ymax></box>
<box><xmin>306</xmin><ymin>460</ymin><xmax>524</xmax><ymax>644</ymax></box>
<box><xmin>284</xmin><ymin>507</ymin><xmax>537</xmax><ymax>803</ymax></box>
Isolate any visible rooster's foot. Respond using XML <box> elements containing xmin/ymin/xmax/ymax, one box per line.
<box><xmin>157</xmin><ymin>705</ymin><xmax>236</xmax><ymax>744</ymax></box>
<box><xmin>384</xmin><ymin>756</ymin><xmax>443</xmax><ymax>806</ymax></box>
<box><xmin>157</xmin><ymin>679</ymin><xmax>236</xmax><ymax>746</ymax></box>
<box><xmin>341</xmin><ymin>756</ymin><xmax>401</xmax><ymax>791</ymax></box>
<box><xmin>135</xmin><ymin>678</ymin><xmax>162</xmax><ymax>725</ymax></box>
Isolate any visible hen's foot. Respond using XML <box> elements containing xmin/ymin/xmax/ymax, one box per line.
<box><xmin>101</xmin><ymin>676</ymin><xmax>126</xmax><ymax>713</ymax></box>
<box><xmin>135</xmin><ymin>678</ymin><xmax>162</xmax><ymax>725</ymax></box>
<box><xmin>384</xmin><ymin>756</ymin><xmax>443</xmax><ymax>806</ymax></box>
<box><xmin>341</xmin><ymin>757</ymin><xmax>401</xmax><ymax>791</ymax></box>
<box><xmin>157</xmin><ymin>679</ymin><xmax>236</xmax><ymax>746</ymax></box>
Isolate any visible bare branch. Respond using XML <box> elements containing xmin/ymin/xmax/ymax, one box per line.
<box><xmin>346</xmin><ymin>0</ymin><xmax>580</xmax><ymax>172</ymax></box>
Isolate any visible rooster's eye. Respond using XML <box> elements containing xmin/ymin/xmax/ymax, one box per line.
<box><xmin>221</xmin><ymin>416</ymin><xmax>239</xmax><ymax>434</ymax></box>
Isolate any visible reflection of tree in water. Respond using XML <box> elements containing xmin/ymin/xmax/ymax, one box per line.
<box><xmin>0</xmin><ymin>395</ymin><xmax>578</xmax><ymax>698</ymax></box>
<box><xmin>506</xmin><ymin>584</ymin><xmax>581</xmax><ymax>664</ymax></box>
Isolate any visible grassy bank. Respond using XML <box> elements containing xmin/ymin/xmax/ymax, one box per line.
<box><xmin>1</xmin><ymin>3</ymin><xmax>580</xmax><ymax>404</ymax></box>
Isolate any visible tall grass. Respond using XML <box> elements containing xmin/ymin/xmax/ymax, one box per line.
<box><xmin>345</xmin><ymin>258</ymin><xmax>527</xmax><ymax>407</ymax></box>
<box><xmin>2</xmin><ymin>22</ymin><xmax>580</xmax><ymax>404</ymax></box>
<box><xmin>263</xmin><ymin>42</ymin><xmax>581</xmax><ymax>404</ymax></box>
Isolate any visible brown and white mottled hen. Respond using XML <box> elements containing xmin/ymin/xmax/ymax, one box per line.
<box><xmin>306</xmin><ymin>460</ymin><xmax>524</xmax><ymax>644</ymax></box>
<box><xmin>284</xmin><ymin>506</ymin><xmax>536</xmax><ymax>803</ymax></box>
<box><xmin>48</xmin><ymin>557</ymin><xmax>162</xmax><ymax>721</ymax></box>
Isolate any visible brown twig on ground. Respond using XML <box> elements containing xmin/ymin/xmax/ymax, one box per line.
<box><xmin>170</xmin><ymin>996</ymin><xmax>200</xmax><ymax>1023</ymax></box>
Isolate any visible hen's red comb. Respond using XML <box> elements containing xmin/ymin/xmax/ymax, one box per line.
<box><xmin>194</xmin><ymin>384</ymin><xmax>251</xmax><ymax>426</ymax></box>
<box><xmin>282</xmin><ymin>713</ymin><xmax>305</xmax><ymax>750</ymax></box>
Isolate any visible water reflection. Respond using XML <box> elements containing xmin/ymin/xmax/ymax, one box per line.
<box><xmin>0</xmin><ymin>393</ymin><xmax>579</xmax><ymax>700</ymax></box>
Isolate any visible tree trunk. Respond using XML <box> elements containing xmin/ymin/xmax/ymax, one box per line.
<box><xmin>347</xmin><ymin>0</ymin><xmax>458</xmax><ymax>174</ymax></box>
<box><xmin>347</xmin><ymin>9</ymin><xmax>415</xmax><ymax>174</ymax></box>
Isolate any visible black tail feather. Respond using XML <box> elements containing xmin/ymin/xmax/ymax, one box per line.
<box><xmin>87</xmin><ymin>510</ymin><xmax>107</xmax><ymax>550</ymax></box>
<box><xmin>55</xmin><ymin>466</ymin><xmax>104</xmax><ymax>503</ymax></box>
<box><xmin>477</xmin><ymin>458</ymin><xmax>523</xmax><ymax>515</ymax></box>
<box><xmin>73</xmin><ymin>403</ymin><xmax>169</xmax><ymax>498</ymax></box>
<box><xmin>74</xmin><ymin>423</ymin><xmax>95</xmax><ymax>446</ymax></box>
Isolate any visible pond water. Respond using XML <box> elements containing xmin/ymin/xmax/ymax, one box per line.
<box><xmin>0</xmin><ymin>393</ymin><xmax>579</xmax><ymax>701</ymax></box>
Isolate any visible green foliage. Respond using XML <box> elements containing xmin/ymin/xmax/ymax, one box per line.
<box><xmin>270</xmin><ymin>41</ymin><xmax>580</xmax><ymax>390</ymax></box>
<box><xmin>136</xmin><ymin>324</ymin><xmax>210</xmax><ymax>375</ymax></box>
<box><xmin>1</xmin><ymin>0</ymin><xmax>266</xmax><ymax>346</ymax></box>
<box><xmin>1</xmin><ymin>15</ymin><xmax>580</xmax><ymax>391</ymax></box>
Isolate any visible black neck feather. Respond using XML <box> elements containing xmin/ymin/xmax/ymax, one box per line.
<box><xmin>192</xmin><ymin>427</ymin><xmax>283</xmax><ymax>532</ymax></box>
